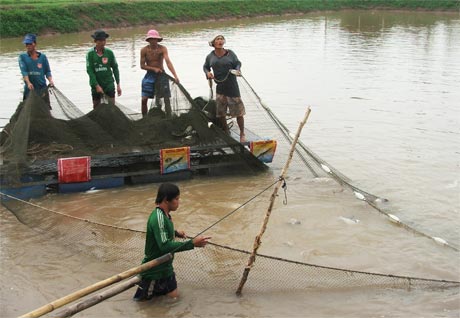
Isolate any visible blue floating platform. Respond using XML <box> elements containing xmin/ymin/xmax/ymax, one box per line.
<box><xmin>1</xmin><ymin>184</ymin><xmax>47</xmax><ymax>201</ymax></box>
<box><xmin>58</xmin><ymin>177</ymin><xmax>125</xmax><ymax>193</ymax></box>
<box><xmin>129</xmin><ymin>171</ymin><xmax>192</xmax><ymax>185</ymax></box>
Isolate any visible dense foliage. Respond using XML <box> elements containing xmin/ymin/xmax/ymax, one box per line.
<box><xmin>1</xmin><ymin>0</ymin><xmax>458</xmax><ymax>38</ymax></box>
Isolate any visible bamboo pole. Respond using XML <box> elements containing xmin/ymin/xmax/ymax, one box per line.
<box><xmin>236</xmin><ymin>107</ymin><xmax>311</xmax><ymax>296</ymax></box>
<box><xmin>53</xmin><ymin>276</ymin><xmax>141</xmax><ymax>318</ymax></box>
<box><xmin>19</xmin><ymin>253</ymin><xmax>172</xmax><ymax>318</ymax></box>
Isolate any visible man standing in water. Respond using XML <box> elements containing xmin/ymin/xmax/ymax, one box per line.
<box><xmin>203</xmin><ymin>34</ymin><xmax>246</xmax><ymax>142</ymax></box>
<box><xmin>18</xmin><ymin>33</ymin><xmax>54</xmax><ymax>105</ymax></box>
<box><xmin>86</xmin><ymin>30</ymin><xmax>122</xmax><ymax>108</ymax></box>
<box><xmin>140</xmin><ymin>29</ymin><xmax>180</xmax><ymax>117</ymax></box>
<box><xmin>133</xmin><ymin>183</ymin><xmax>210</xmax><ymax>300</ymax></box>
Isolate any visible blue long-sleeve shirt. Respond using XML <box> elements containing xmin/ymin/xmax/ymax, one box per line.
<box><xmin>18</xmin><ymin>51</ymin><xmax>52</xmax><ymax>96</ymax></box>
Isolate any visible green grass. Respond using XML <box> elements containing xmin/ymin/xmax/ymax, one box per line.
<box><xmin>2</xmin><ymin>0</ymin><xmax>143</xmax><ymax>5</ymax></box>
<box><xmin>1</xmin><ymin>0</ymin><xmax>458</xmax><ymax>38</ymax></box>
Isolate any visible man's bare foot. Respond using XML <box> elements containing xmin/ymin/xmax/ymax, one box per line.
<box><xmin>240</xmin><ymin>134</ymin><xmax>246</xmax><ymax>143</ymax></box>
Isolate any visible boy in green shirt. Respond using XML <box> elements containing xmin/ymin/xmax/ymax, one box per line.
<box><xmin>133</xmin><ymin>183</ymin><xmax>211</xmax><ymax>300</ymax></box>
<box><xmin>86</xmin><ymin>30</ymin><xmax>122</xmax><ymax>108</ymax></box>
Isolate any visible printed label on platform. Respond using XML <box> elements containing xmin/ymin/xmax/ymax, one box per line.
<box><xmin>160</xmin><ymin>147</ymin><xmax>191</xmax><ymax>174</ymax></box>
<box><xmin>250</xmin><ymin>140</ymin><xmax>277</xmax><ymax>163</ymax></box>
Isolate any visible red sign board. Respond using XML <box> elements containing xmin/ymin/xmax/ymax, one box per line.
<box><xmin>58</xmin><ymin>156</ymin><xmax>91</xmax><ymax>183</ymax></box>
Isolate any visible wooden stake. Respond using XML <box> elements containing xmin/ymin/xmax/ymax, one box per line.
<box><xmin>19</xmin><ymin>253</ymin><xmax>172</xmax><ymax>318</ymax></box>
<box><xmin>236</xmin><ymin>107</ymin><xmax>311</xmax><ymax>296</ymax></box>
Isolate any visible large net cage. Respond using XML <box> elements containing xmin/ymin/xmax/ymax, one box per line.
<box><xmin>1</xmin><ymin>71</ymin><xmax>459</xmax><ymax>302</ymax></box>
<box><xmin>0</xmin><ymin>73</ymin><xmax>267</xmax><ymax>187</ymax></box>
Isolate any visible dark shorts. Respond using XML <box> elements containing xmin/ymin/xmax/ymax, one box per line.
<box><xmin>133</xmin><ymin>273</ymin><xmax>177</xmax><ymax>301</ymax></box>
<box><xmin>91</xmin><ymin>90</ymin><xmax>115</xmax><ymax>101</ymax></box>
<box><xmin>142</xmin><ymin>72</ymin><xmax>171</xmax><ymax>98</ymax></box>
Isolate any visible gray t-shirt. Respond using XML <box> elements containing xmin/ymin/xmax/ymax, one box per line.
<box><xmin>203</xmin><ymin>49</ymin><xmax>241</xmax><ymax>97</ymax></box>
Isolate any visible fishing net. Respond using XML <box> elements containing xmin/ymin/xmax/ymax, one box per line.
<box><xmin>0</xmin><ymin>73</ymin><xmax>266</xmax><ymax>187</ymax></box>
<box><xmin>1</xmin><ymin>193</ymin><xmax>458</xmax><ymax>293</ymax></box>
<box><xmin>1</xmin><ymin>71</ymin><xmax>459</xmax><ymax>300</ymax></box>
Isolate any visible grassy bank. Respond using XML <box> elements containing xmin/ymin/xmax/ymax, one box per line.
<box><xmin>1</xmin><ymin>0</ymin><xmax>458</xmax><ymax>38</ymax></box>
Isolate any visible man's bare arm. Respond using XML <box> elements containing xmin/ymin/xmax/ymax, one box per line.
<box><xmin>163</xmin><ymin>47</ymin><xmax>179</xmax><ymax>83</ymax></box>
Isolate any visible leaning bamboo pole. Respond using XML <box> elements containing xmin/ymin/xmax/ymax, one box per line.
<box><xmin>19</xmin><ymin>253</ymin><xmax>172</xmax><ymax>318</ymax></box>
<box><xmin>53</xmin><ymin>275</ymin><xmax>141</xmax><ymax>318</ymax></box>
<box><xmin>236</xmin><ymin>107</ymin><xmax>311</xmax><ymax>296</ymax></box>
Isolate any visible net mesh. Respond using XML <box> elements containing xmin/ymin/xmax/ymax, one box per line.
<box><xmin>1</xmin><ymin>195</ymin><xmax>458</xmax><ymax>292</ymax></box>
<box><xmin>0</xmin><ymin>74</ymin><xmax>267</xmax><ymax>186</ymax></box>
<box><xmin>1</xmin><ymin>72</ymin><xmax>458</xmax><ymax>296</ymax></box>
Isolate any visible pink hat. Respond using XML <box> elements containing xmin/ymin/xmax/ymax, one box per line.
<box><xmin>145</xmin><ymin>29</ymin><xmax>163</xmax><ymax>42</ymax></box>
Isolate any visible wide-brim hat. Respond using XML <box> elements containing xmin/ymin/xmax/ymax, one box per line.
<box><xmin>145</xmin><ymin>29</ymin><xmax>163</xmax><ymax>42</ymax></box>
<box><xmin>91</xmin><ymin>30</ymin><xmax>109</xmax><ymax>40</ymax></box>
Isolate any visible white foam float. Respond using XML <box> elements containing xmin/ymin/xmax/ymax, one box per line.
<box><xmin>320</xmin><ymin>164</ymin><xmax>331</xmax><ymax>173</ymax></box>
<box><xmin>432</xmin><ymin>237</ymin><xmax>448</xmax><ymax>246</ymax></box>
<box><xmin>388</xmin><ymin>214</ymin><xmax>400</xmax><ymax>223</ymax></box>
<box><xmin>353</xmin><ymin>191</ymin><xmax>365</xmax><ymax>200</ymax></box>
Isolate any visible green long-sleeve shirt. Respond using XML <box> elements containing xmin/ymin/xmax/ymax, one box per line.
<box><xmin>86</xmin><ymin>47</ymin><xmax>120</xmax><ymax>93</ymax></box>
<box><xmin>141</xmin><ymin>207</ymin><xmax>194</xmax><ymax>280</ymax></box>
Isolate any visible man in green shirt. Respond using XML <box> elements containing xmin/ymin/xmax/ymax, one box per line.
<box><xmin>133</xmin><ymin>183</ymin><xmax>211</xmax><ymax>300</ymax></box>
<box><xmin>86</xmin><ymin>30</ymin><xmax>122</xmax><ymax>108</ymax></box>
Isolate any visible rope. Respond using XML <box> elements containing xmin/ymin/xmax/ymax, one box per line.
<box><xmin>0</xmin><ymin>192</ymin><xmax>142</xmax><ymax>234</ymax></box>
<box><xmin>0</xmin><ymin>176</ymin><xmax>282</xmax><ymax>255</ymax></box>
<box><xmin>201</xmin><ymin>79</ymin><xmax>214</xmax><ymax>114</ymax></box>
<box><xmin>239</xmin><ymin>74</ymin><xmax>459</xmax><ymax>253</ymax></box>
<box><xmin>200</xmin><ymin>69</ymin><xmax>234</xmax><ymax>112</ymax></box>
<box><xmin>2</xmin><ymin>189</ymin><xmax>458</xmax><ymax>289</ymax></box>
<box><xmin>240</xmin><ymin>75</ymin><xmax>319</xmax><ymax>177</ymax></box>
<box><xmin>212</xmin><ymin>70</ymin><xmax>233</xmax><ymax>83</ymax></box>
<box><xmin>192</xmin><ymin>177</ymin><xmax>281</xmax><ymax>239</ymax></box>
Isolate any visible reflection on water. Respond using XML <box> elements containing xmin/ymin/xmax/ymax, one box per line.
<box><xmin>1</xmin><ymin>10</ymin><xmax>459</xmax><ymax>318</ymax></box>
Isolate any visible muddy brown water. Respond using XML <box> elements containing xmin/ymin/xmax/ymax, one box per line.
<box><xmin>1</xmin><ymin>10</ymin><xmax>459</xmax><ymax>318</ymax></box>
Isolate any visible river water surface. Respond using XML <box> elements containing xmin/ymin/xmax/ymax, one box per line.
<box><xmin>1</xmin><ymin>10</ymin><xmax>459</xmax><ymax>318</ymax></box>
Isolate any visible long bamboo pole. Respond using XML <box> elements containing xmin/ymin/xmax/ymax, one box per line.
<box><xmin>19</xmin><ymin>253</ymin><xmax>172</xmax><ymax>318</ymax></box>
<box><xmin>236</xmin><ymin>107</ymin><xmax>311</xmax><ymax>296</ymax></box>
<box><xmin>53</xmin><ymin>275</ymin><xmax>141</xmax><ymax>318</ymax></box>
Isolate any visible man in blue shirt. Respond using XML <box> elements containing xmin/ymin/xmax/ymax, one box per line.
<box><xmin>18</xmin><ymin>33</ymin><xmax>54</xmax><ymax>103</ymax></box>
